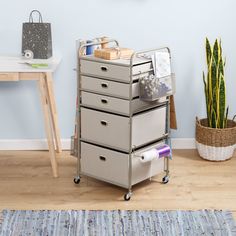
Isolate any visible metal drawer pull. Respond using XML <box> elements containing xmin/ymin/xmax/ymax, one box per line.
<box><xmin>101</xmin><ymin>83</ymin><xmax>108</xmax><ymax>88</ymax></box>
<box><xmin>99</xmin><ymin>156</ymin><xmax>106</xmax><ymax>161</ymax></box>
<box><xmin>100</xmin><ymin>120</ymin><xmax>108</xmax><ymax>126</ymax></box>
<box><xmin>101</xmin><ymin>66</ymin><xmax>108</xmax><ymax>72</ymax></box>
<box><xmin>101</xmin><ymin>99</ymin><xmax>108</xmax><ymax>104</ymax></box>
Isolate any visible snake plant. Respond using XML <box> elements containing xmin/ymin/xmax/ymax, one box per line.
<box><xmin>203</xmin><ymin>38</ymin><xmax>228</xmax><ymax>128</ymax></box>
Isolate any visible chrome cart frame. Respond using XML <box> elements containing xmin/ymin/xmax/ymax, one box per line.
<box><xmin>73</xmin><ymin>39</ymin><xmax>172</xmax><ymax>201</ymax></box>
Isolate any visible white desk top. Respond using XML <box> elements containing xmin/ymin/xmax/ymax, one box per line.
<box><xmin>0</xmin><ymin>56</ymin><xmax>61</xmax><ymax>73</ymax></box>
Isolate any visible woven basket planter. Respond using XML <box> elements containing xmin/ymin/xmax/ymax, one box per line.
<box><xmin>196</xmin><ymin>118</ymin><xmax>236</xmax><ymax>161</ymax></box>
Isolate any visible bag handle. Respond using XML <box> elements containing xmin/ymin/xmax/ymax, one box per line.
<box><xmin>233</xmin><ymin>115</ymin><xmax>236</xmax><ymax>121</ymax></box>
<box><xmin>29</xmin><ymin>10</ymin><xmax>43</xmax><ymax>23</ymax></box>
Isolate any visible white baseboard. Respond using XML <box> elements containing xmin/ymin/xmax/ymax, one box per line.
<box><xmin>172</xmin><ymin>138</ymin><xmax>196</xmax><ymax>149</ymax></box>
<box><xmin>0</xmin><ymin>139</ymin><xmax>71</xmax><ymax>151</ymax></box>
<box><xmin>0</xmin><ymin>138</ymin><xmax>196</xmax><ymax>151</ymax></box>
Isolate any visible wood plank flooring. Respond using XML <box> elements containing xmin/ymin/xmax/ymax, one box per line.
<box><xmin>0</xmin><ymin>150</ymin><xmax>235</xmax><ymax>219</ymax></box>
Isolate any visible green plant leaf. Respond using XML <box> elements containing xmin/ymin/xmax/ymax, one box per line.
<box><xmin>211</xmin><ymin>57</ymin><xmax>218</xmax><ymax>120</ymax></box>
<box><xmin>203</xmin><ymin>72</ymin><xmax>209</xmax><ymax>118</ymax></box>
<box><xmin>219</xmin><ymin>57</ymin><xmax>224</xmax><ymax>77</ymax></box>
<box><xmin>211</xmin><ymin>108</ymin><xmax>217</xmax><ymax>128</ymax></box>
<box><xmin>213</xmin><ymin>39</ymin><xmax>220</xmax><ymax>66</ymax></box>
<box><xmin>219</xmin><ymin>74</ymin><xmax>226</xmax><ymax>128</ymax></box>
<box><xmin>205</xmin><ymin>38</ymin><xmax>212</xmax><ymax>66</ymax></box>
<box><xmin>225</xmin><ymin>106</ymin><xmax>229</xmax><ymax>128</ymax></box>
<box><xmin>212</xmin><ymin>40</ymin><xmax>221</xmax><ymax>127</ymax></box>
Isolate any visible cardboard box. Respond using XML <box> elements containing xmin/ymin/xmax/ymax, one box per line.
<box><xmin>94</xmin><ymin>48</ymin><xmax>134</xmax><ymax>60</ymax></box>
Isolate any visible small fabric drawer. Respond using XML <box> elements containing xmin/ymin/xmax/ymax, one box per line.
<box><xmin>81</xmin><ymin>91</ymin><xmax>130</xmax><ymax>115</ymax></box>
<box><xmin>80</xmin><ymin>59</ymin><xmax>153</xmax><ymax>83</ymax></box>
<box><xmin>81</xmin><ymin>76</ymin><xmax>139</xmax><ymax>99</ymax></box>
<box><xmin>81</xmin><ymin>91</ymin><xmax>167</xmax><ymax>116</ymax></box>
<box><xmin>81</xmin><ymin>107</ymin><xmax>167</xmax><ymax>151</ymax></box>
<box><xmin>80</xmin><ymin>60</ymin><xmax>130</xmax><ymax>82</ymax></box>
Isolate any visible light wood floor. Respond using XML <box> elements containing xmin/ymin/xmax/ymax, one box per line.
<box><xmin>0</xmin><ymin>150</ymin><xmax>235</xmax><ymax>219</ymax></box>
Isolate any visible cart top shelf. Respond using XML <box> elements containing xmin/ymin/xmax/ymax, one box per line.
<box><xmin>79</xmin><ymin>54</ymin><xmax>152</xmax><ymax>67</ymax></box>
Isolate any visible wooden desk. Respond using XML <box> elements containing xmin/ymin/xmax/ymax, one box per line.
<box><xmin>0</xmin><ymin>56</ymin><xmax>62</xmax><ymax>177</ymax></box>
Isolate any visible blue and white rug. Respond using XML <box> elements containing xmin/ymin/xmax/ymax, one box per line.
<box><xmin>0</xmin><ymin>210</ymin><xmax>235</xmax><ymax>236</ymax></box>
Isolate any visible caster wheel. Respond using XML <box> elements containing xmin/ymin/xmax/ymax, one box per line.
<box><xmin>74</xmin><ymin>177</ymin><xmax>80</xmax><ymax>184</ymax></box>
<box><xmin>124</xmin><ymin>193</ymin><xmax>131</xmax><ymax>201</ymax></box>
<box><xmin>162</xmin><ymin>176</ymin><xmax>169</xmax><ymax>184</ymax></box>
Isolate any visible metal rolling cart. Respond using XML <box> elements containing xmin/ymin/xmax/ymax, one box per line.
<box><xmin>73</xmin><ymin>39</ymin><xmax>174</xmax><ymax>201</ymax></box>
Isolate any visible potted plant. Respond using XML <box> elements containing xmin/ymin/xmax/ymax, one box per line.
<box><xmin>196</xmin><ymin>38</ymin><xmax>236</xmax><ymax>161</ymax></box>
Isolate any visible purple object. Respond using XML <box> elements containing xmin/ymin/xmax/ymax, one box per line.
<box><xmin>155</xmin><ymin>144</ymin><xmax>171</xmax><ymax>158</ymax></box>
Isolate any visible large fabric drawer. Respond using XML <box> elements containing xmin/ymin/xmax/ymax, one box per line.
<box><xmin>81</xmin><ymin>142</ymin><xmax>165</xmax><ymax>188</ymax></box>
<box><xmin>132</xmin><ymin>106</ymin><xmax>166</xmax><ymax>148</ymax></box>
<box><xmin>80</xmin><ymin>59</ymin><xmax>152</xmax><ymax>83</ymax></box>
<box><xmin>81</xmin><ymin>107</ymin><xmax>166</xmax><ymax>151</ymax></box>
<box><xmin>81</xmin><ymin>76</ymin><xmax>139</xmax><ymax>99</ymax></box>
<box><xmin>81</xmin><ymin>91</ymin><xmax>166</xmax><ymax>116</ymax></box>
<box><xmin>81</xmin><ymin>108</ymin><xmax>130</xmax><ymax>151</ymax></box>
<box><xmin>81</xmin><ymin>142</ymin><xmax>129</xmax><ymax>187</ymax></box>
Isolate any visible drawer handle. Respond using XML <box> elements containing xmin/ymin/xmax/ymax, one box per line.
<box><xmin>101</xmin><ymin>83</ymin><xmax>108</xmax><ymax>88</ymax></box>
<box><xmin>101</xmin><ymin>66</ymin><xmax>108</xmax><ymax>72</ymax></box>
<box><xmin>101</xmin><ymin>99</ymin><xmax>108</xmax><ymax>104</ymax></box>
<box><xmin>99</xmin><ymin>156</ymin><xmax>106</xmax><ymax>161</ymax></box>
<box><xmin>100</xmin><ymin>120</ymin><xmax>108</xmax><ymax>126</ymax></box>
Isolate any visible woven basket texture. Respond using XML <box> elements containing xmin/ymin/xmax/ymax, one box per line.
<box><xmin>196</xmin><ymin>118</ymin><xmax>236</xmax><ymax>147</ymax></box>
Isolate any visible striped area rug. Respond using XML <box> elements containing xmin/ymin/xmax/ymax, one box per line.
<box><xmin>0</xmin><ymin>210</ymin><xmax>235</xmax><ymax>236</ymax></box>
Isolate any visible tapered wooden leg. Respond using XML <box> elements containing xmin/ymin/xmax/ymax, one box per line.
<box><xmin>44</xmin><ymin>72</ymin><xmax>62</xmax><ymax>153</ymax></box>
<box><xmin>38</xmin><ymin>75</ymin><xmax>58</xmax><ymax>177</ymax></box>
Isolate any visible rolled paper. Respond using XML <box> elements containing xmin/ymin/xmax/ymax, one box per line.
<box><xmin>140</xmin><ymin>149</ymin><xmax>157</xmax><ymax>163</ymax></box>
<box><xmin>140</xmin><ymin>144</ymin><xmax>171</xmax><ymax>163</ymax></box>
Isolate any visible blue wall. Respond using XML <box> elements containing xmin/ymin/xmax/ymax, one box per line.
<box><xmin>0</xmin><ymin>0</ymin><xmax>236</xmax><ymax>139</ymax></box>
